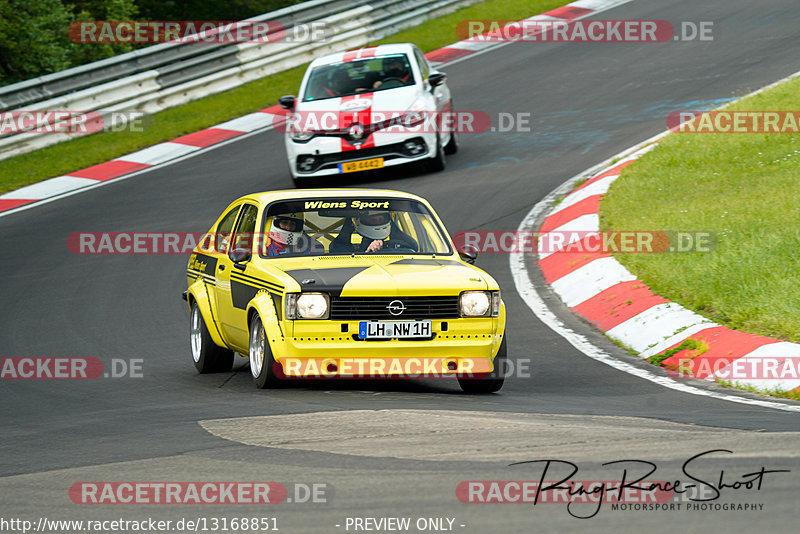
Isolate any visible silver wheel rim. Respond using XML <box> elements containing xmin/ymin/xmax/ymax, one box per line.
<box><xmin>190</xmin><ymin>305</ymin><xmax>202</xmax><ymax>363</ymax></box>
<box><xmin>250</xmin><ymin>319</ymin><xmax>264</xmax><ymax>378</ymax></box>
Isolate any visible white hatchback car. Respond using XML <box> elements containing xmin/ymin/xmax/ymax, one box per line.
<box><xmin>278</xmin><ymin>43</ymin><xmax>457</xmax><ymax>185</ymax></box>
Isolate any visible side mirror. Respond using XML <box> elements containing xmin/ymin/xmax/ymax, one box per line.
<box><xmin>458</xmin><ymin>245</ymin><xmax>478</xmax><ymax>264</ymax></box>
<box><xmin>229</xmin><ymin>247</ymin><xmax>251</xmax><ymax>264</ymax></box>
<box><xmin>428</xmin><ymin>72</ymin><xmax>446</xmax><ymax>88</ymax></box>
<box><xmin>279</xmin><ymin>95</ymin><xmax>296</xmax><ymax>110</ymax></box>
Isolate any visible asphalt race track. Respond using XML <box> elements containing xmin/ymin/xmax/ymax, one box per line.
<box><xmin>1</xmin><ymin>1</ymin><xmax>799</xmax><ymax>532</ymax></box>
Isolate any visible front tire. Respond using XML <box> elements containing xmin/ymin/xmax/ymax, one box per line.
<box><xmin>190</xmin><ymin>301</ymin><xmax>233</xmax><ymax>373</ymax></box>
<box><xmin>458</xmin><ymin>335</ymin><xmax>507</xmax><ymax>394</ymax></box>
<box><xmin>444</xmin><ymin>100</ymin><xmax>458</xmax><ymax>155</ymax></box>
<box><xmin>444</xmin><ymin>131</ymin><xmax>458</xmax><ymax>155</ymax></box>
<box><xmin>249</xmin><ymin>314</ymin><xmax>280</xmax><ymax>389</ymax></box>
<box><xmin>426</xmin><ymin>134</ymin><xmax>446</xmax><ymax>172</ymax></box>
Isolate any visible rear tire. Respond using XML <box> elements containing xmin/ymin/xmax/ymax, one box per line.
<box><xmin>458</xmin><ymin>335</ymin><xmax>506</xmax><ymax>394</ymax></box>
<box><xmin>190</xmin><ymin>301</ymin><xmax>233</xmax><ymax>373</ymax></box>
<box><xmin>249</xmin><ymin>314</ymin><xmax>280</xmax><ymax>389</ymax></box>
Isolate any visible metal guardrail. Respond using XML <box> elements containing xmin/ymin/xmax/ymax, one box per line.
<box><xmin>0</xmin><ymin>0</ymin><xmax>479</xmax><ymax>160</ymax></box>
<box><xmin>0</xmin><ymin>0</ymin><xmax>361</xmax><ymax>111</ymax></box>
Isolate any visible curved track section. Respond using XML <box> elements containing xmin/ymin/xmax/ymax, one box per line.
<box><xmin>2</xmin><ymin>1</ymin><xmax>799</xmax><ymax>531</ymax></box>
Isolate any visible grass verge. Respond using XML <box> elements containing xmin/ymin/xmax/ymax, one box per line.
<box><xmin>715</xmin><ymin>380</ymin><xmax>800</xmax><ymax>402</ymax></box>
<box><xmin>601</xmin><ymin>77</ymin><xmax>800</xmax><ymax>344</ymax></box>
<box><xmin>0</xmin><ymin>0</ymin><xmax>568</xmax><ymax>194</ymax></box>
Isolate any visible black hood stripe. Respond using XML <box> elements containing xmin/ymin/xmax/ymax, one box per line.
<box><xmin>283</xmin><ymin>266</ymin><xmax>372</xmax><ymax>297</ymax></box>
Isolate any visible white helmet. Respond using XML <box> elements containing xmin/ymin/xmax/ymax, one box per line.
<box><xmin>354</xmin><ymin>210</ymin><xmax>391</xmax><ymax>240</ymax></box>
<box><xmin>269</xmin><ymin>214</ymin><xmax>304</xmax><ymax>246</ymax></box>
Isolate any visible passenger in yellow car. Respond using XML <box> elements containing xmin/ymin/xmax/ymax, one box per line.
<box><xmin>265</xmin><ymin>214</ymin><xmax>323</xmax><ymax>256</ymax></box>
<box><xmin>330</xmin><ymin>210</ymin><xmax>418</xmax><ymax>253</ymax></box>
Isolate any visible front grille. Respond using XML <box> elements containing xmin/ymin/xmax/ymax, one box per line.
<box><xmin>330</xmin><ymin>296</ymin><xmax>459</xmax><ymax>320</ymax></box>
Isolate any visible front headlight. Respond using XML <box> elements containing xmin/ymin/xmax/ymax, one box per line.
<box><xmin>459</xmin><ymin>291</ymin><xmax>500</xmax><ymax>317</ymax></box>
<box><xmin>285</xmin><ymin>292</ymin><xmax>329</xmax><ymax>319</ymax></box>
<box><xmin>460</xmin><ymin>291</ymin><xmax>490</xmax><ymax>317</ymax></box>
<box><xmin>400</xmin><ymin>99</ymin><xmax>428</xmax><ymax>127</ymax></box>
<box><xmin>290</xmin><ymin>130</ymin><xmax>315</xmax><ymax>142</ymax></box>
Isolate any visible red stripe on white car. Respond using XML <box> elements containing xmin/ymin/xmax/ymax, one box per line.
<box><xmin>338</xmin><ymin>94</ymin><xmax>375</xmax><ymax>152</ymax></box>
<box><xmin>343</xmin><ymin>47</ymin><xmax>378</xmax><ymax>62</ymax></box>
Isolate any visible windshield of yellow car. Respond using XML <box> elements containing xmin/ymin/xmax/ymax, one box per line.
<box><xmin>259</xmin><ymin>198</ymin><xmax>452</xmax><ymax>257</ymax></box>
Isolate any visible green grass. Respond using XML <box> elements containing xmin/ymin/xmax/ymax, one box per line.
<box><xmin>601</xmin><ymin>76</ymin><xmax>800</xmax><ymax>344</ymax></box>
<box><xmin>715</xmin><ymin>380</ymin><xmax>800</xmax><ymax>402</ymax></box>
<box><xmin>648</xmin><ymin>338</ymin><xmax>703</xmax><ymax>367</ymax></box>
<box><xmin>0</xmin><ymin>0</ymin><xmax>568</xmax><ymax>194</ymax></box>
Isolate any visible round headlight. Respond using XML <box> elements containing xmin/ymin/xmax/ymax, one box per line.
<box><xmin>290</xmin><ymin>130</ymin><xmax>314</xmax><ymax>141</ymax></box>
<box><xmin>460</xmin><ymin>291</ymin><xmax>490</xmax><ymax>317</ymax></box>
<box><xmin>296</xmin><ymin>293</ymin><xmax>329</xmax><ymax>319</ymax></box>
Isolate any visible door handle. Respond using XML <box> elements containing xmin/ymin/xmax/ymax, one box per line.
<box><xmin>218</xmin><ymin>264</ymin><xmax>225</xmax><ymax>271</ymax></box>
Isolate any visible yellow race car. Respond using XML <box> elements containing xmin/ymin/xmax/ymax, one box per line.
<box><xmin>183</xmin><ymin>189</ymin><xmax>506</xmax><ymax>393</ymax></box>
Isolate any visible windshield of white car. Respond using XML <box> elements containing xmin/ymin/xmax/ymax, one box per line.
<box><xmin>302</xmin><ymin>55</ymin><xmax>415</xmax><ymax>102</ymax></box>
<box><xmin>258</xmin><ymin>198</ymin><xmax>452</xmax><ymax>257</ymax></box>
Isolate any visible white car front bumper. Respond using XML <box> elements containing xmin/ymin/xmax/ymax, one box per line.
<box><xmin>285</xmin><ymin>131</ymin><xmax>439</xmax><ymax>180</ymax></box>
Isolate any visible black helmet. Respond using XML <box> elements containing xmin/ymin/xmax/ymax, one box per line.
<box><xmin>382</xmin><ymin>56</ymin><xmax>407</xmax><ymax>78</ymax></box>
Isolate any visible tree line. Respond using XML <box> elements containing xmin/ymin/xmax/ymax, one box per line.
<box><xmin>0</xmin><ymin>0</ymin><xmax>301</xmax><ymax>85</ymax></box>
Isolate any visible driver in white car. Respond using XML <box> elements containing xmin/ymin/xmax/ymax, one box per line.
<box><xmin>372</xmin><ymin>56</ymin><xmax>413</xmax><ymax>89</ymax></box>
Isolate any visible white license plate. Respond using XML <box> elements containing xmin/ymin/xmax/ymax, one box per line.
<box><xmin>359</xmin><ymin>320</ymin><xmax>432</xmax><ymax>339</ymax></box>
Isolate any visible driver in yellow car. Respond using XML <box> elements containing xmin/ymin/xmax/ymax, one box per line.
<box><xmin>330</xmin><ymin>210</ymin><xmax>417</xmax><ymax>253</ymax></box>
<box><xmin>265</xmin><ymin>214</ymin><xmax>323</xmax><ymax>256</ymax></box>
